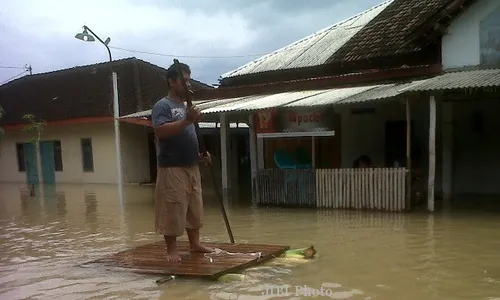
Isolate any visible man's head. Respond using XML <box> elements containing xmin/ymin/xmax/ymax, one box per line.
<box><xmin>166</xmin><ymin>62</ymin><xmax>192</xmax><ymax>100</ymax></box>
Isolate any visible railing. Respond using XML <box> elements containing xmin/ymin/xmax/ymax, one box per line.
<box><xmin>255</xmin><ymin>168</ymin><xmax>408</xmax><ymax>211</ymax></box>
<box><xmin>256</xmin><ymin>168</ymin><xmax>317</xmax><ymax>208</ymax></box>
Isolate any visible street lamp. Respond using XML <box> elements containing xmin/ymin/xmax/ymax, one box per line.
<box><xmin>74</xmin><ymin>25</ymin><xmax>123</xmax><ymax>204</ymax></box>
<box><xmin>75</xmin><ymin>26</ymin><xmax>112</xmax><ymax>62</ymax></box>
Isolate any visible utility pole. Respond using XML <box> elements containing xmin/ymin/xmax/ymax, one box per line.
<box><xmin>25</xmin><ymin>64</ymin><xmax>32</xmax><ymax>75</ymax></box>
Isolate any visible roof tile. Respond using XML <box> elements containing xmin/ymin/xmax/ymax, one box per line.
<box><xmin>0</xmin><ymin>58</ymin><xmax>211</xmax><ymax>125</ymax></box>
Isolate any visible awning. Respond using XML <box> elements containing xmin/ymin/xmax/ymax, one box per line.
<box><xmin>398</xmin><ymin>67</ymin><xmax>500</xmax><ymax>92</ymax></box>
<box><xmin>121</xmin><ymin>81</ymin><xmax>415</xmax><ymax>120</ymax></box>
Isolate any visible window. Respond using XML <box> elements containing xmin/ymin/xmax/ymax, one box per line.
<box><xmin>81</xmin><ymin>138</ymin><xmax>94</xmax><ymax>172</ymax></box>
<box><xmin>15</xmin><ymin>143</ymin><xmax>25</xmax><ymax>172</ymax></box>
<box><xmin>53</xmin><ymin>140</ymin><xmax>63</xmax><ymax>171</ymax></box>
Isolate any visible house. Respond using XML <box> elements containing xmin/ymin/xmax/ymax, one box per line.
<box><xmin>0</xmin><ymin>57</ymin><xmax>214</xmax><ymax>185</ymax></box>
<box><xmin>122</xmin><ymin>0</ymin><xmax>500</xmax><ymax>212</ymax></box>
<box><xmin>396</xmin><ymin>0</ymin><xmax>500</xmax><ymax>210</ymax></box>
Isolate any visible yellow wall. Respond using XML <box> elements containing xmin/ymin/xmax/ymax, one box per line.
<box><xmin>0</xmin><ymin>122</ymin><xmax>151</xmax><ymax>184</ymax></box>
<box><xmin>120</xmin><ymin>122</ymin><xmax>151</xmax><ymax>184</ymax></box>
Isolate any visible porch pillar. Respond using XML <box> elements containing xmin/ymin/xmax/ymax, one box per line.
<box><xmin>441</xmin><ymin>101</ymin><xmax>453</xmax><ymax>201</ymax></box>
<box><xmin>257</xmin><ymin>137</ymin><xmax>264</xmax><ymax>170</ymax></box>
<box><xmin>248</xmin><ymin>114</ymin><xmax>258</xmax><ymax>201</ymax></box>
<box><xmin>220</xmin><ymin>112</ymin><xmax>230</xmax><ymax>201</ymax></box>
<box><xmin>428</xmin><ymin>95</ymin><xmax>437</xmax><ymax>212</ymax></box>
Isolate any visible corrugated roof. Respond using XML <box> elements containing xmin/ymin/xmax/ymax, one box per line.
<box><xmin>340</xmin><ymin>82</ymin><xmax>417</xmax><ymax>103</ymax></box>
<box><xmin>119</xmin><ymin>100</ymin><xmax>210</xmax><ymax>118</ymax></box>
<box><xmin>284</xmin><ymin>86</ymin><xmax>378</xmax><ymax>107</ymax></box>
<box><xmin>121</xmin><ymin>110</ymin><xmax>152</xmax><ymax>119</ymax></box>
<box><xmin>220</xmin><ymin>0</ymin><xmax>393</xmax><ymax>78</ymax></box>
<box><xmin>398</xmin><ymin>67</ymin><xmax>500</xmax><ymax>92</ymax></box>
<box><xmin>121</xmin><ymin>82</ymin><xmax>413</xmax><ymax>119</ymax></box>
<box><xmin>200</xmin><ymin>90</ymin><xmax>330</xmax><ymax>113</ymax></box>
<box><xmin>282</xmin><ymin>82</ymin><xmax>419</xmax><ymax>107</ymax></box>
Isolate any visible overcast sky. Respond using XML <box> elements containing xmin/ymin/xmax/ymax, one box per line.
<box><xmin>0</xmin><ymin>0</ymin><xmax>383</xmax><ymax>86</ymax></box>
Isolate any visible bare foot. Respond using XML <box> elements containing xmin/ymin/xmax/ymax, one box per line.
<box><xmin>166</xmin><ymin>251</ymin><xmax>182</xmax><ymax>262</ymax></box>
<box><xmin>190</xmin><ymin>243</ymin><xmax>215</xmax><ymax>253</ymax></box>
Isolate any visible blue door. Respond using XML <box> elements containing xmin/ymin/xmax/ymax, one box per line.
<box><xmin>23</xmin><ymin>142</ymin><xmax>39</xmax><ymax>185</ymax></box>
<box><xmin>39</xmin><ymin>141</ymin><xmax>56</xmax><ymax>185</ymax></box>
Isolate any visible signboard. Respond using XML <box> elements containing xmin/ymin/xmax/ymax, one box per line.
<box><xmin>254</xmin><ymin>107</ymin><xmax>335</xmax><ymax>137</ymax></box>
<box><xmin>480</xmin><ymin>6</ymin><xmax>500</xmax><ymax>65</ymax></box>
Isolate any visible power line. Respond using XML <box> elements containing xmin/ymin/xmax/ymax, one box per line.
<box><xmin>106</xmin><ymin>23</ymin><xmax>365</xmax><ymax>59</ymax></box>
<box><xmin>0</xmin><ymin>70</ymin><xmax>28</xmax><ymax>85</ymax></box>
<box><xmin>0</xmin><ymin>65</ymin><xmax>26</xmax><ymax>69</ymax></box>
<box><xmin>0</xmin><ymin>64</ymin><xmax>32</xmax><ymax>73</ymax></box>
<box><xmin>109</xmin><ymin>46</ymin><xmax>270</xmax><ymax>59</ymax></box>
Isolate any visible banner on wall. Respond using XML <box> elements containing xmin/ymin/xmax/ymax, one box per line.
<box><xmin>254</xmin><ymin>107</ymin><xmax>335</xmax><ymax>137</ymax></box>
<box><xmin>479</xmin><ymin>6</ymin><xmax>500</xmax><ymax>65</ymax></box>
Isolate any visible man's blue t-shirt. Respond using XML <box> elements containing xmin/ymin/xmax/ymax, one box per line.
<box><xmin>151</xmin><ymin>97</ymin><xmax>199</xmax><ymax>167</ymax></box>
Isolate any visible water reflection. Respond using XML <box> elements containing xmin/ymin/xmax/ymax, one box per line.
<box><xmin>1</xmin><ymin>183</ymin><xmax>500</xmax><ymax>300</ymax></box>
<box><xmin>20</xmin><ymin>185</ymin><xmax>42</xmax><ymax>220</ymax></box>
<box><xmin>84</xmin><ymin>191</ymin><xmax>98</xmax><ymax>234</ymax></box>
<box><xmin>42</xmin><ymin>184</ymin><xmax>67</xmax><ymax>218</ymax></box>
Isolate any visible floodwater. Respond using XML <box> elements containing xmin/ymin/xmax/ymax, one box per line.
<box><xmin>1</xmin><ymin>183</ymin><xmax>500</xmax><ymax>300</ymax></box>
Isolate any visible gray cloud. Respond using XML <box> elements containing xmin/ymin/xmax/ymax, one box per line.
<box><xmin>0</xmin><ymin>0</ymin><xmax>383</xmax><ymax>86</ymax></box>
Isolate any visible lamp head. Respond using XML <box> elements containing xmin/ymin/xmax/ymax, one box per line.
<box><xmin>75</xmin><ymin>27</ymin><xmax>95</xmax><ymax>42</ymax></box>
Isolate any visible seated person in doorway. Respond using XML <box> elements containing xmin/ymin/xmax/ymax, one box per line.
<box><xmin>353</xmin><ymin>155</ymin><xmax>374</xmax><ymax>168</ymax></box>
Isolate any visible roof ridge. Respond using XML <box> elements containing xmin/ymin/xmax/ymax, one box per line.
<box><xmin>220</xmin><ymin>0</ymin><xmax>394</xmax><ymax>79</ymax></box>
<box><xmin>0</xmin><ymin>57</ymin><xmax>139</xmax><ymax>88</ymax></box>
<box><xmin>1</xmin><ymin>57</ymin><xmax>213</xmax><ymax>90</ymax></box>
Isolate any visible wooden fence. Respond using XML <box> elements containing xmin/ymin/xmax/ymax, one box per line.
<box><xmin>255</xmin><ymin>168</ymin><xmax>408</xmax><ymax>211</ymax></box>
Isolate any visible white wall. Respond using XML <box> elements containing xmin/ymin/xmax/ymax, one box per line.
<box><xmin>338</xmin><ymin>100</ymin><xmax>429</xmax><ymax>169</ymax></box>
<box><xmin>0</xmin><ymin>122</ymin><xmax>151</xmax><ymax>184</ymax></box>
<box><xmin>442</xmin><ymin>0</ymin><xmax>500</xmax><ymax>69</ymax></box>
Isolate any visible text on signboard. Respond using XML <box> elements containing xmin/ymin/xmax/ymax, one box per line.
<box><xmin>287</xmin><ymin>111</ymin><xmax>323</xmax><ymax>126</ymax></box>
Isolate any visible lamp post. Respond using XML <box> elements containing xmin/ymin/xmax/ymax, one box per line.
<box><xmin>75</xmin><ymin>25</ymin><xmax>124</xmax><ymax>204</ymax></box>
<box><xmin>75</xmin><ymin>26</ymin><xmax>112</xmax><ymax>61</ymax></box>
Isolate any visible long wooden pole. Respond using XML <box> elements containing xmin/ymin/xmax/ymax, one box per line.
<box><xmin>173</xmin><ymin>59</ymin><xmax>235</xmax><ymax>243</ymax></box>
<box><xmin>406</xmin><ymin>98</ymin><xmax>412</xmax><ymax>211</ymax></box>
<box><xmin>428</xmin><ymin>95</ymin><xmax>436</xmax><ymax>212</ymax></box>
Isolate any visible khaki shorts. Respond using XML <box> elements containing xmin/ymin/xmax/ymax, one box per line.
<box><xmin>154</xmin><ymin>165</ymin><xmax>203</xmax><ymax>237</ymax></box>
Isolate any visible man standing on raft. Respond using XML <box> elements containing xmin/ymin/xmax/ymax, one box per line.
<box><xmin>151</xmin><ymin>62</ymin><xmax>214</xmax><ymax>262</ymax></box>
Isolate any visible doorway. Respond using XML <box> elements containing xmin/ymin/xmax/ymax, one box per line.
<box><xmin>385</xmin><ymin>120</ymin><xmax>414</xmax><ymax>167</ymax></box>
<box><xmin>39</xmin><ymin>141</ymin><xmax>56</xmax><ymax>185</ymax></box>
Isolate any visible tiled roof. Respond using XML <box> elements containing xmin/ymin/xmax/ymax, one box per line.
<box><xmin>329</xmin><ymin>0</ymin><xmax>476</xmax><ymax>62</ymax></box>
<box><xmin>220</xmin><ymin>0</ymin><xmax>476</xmax><ymax>81</ymax></box>
<box><xmin>0</xmin><ymin>58</ymin><xmax>212</xmax><ymax>125</ymax></box>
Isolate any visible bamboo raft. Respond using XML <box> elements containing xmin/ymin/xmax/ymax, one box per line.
<box><xmin>80</xmin><ymin>241</ymin><xmax>290</xmax><ymax>280</ymax></box>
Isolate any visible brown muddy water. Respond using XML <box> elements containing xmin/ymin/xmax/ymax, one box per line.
<box><xmin>1</xmin><ymin>183</ymin><xmax>500</xmax><ymax>300</ymax></box>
